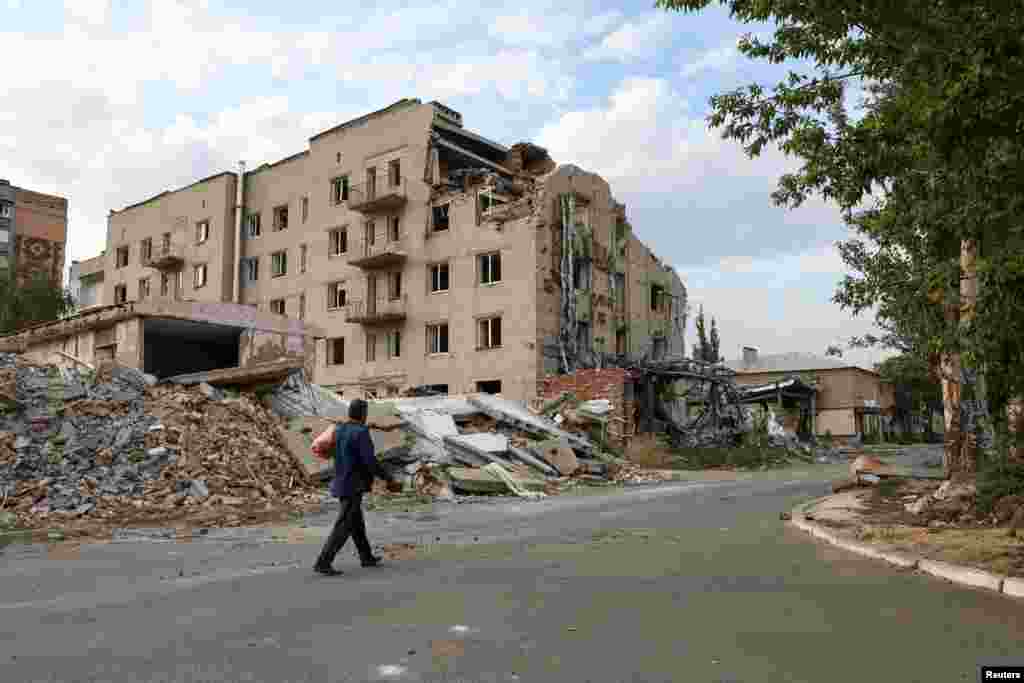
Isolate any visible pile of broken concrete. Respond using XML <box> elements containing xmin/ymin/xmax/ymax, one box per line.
<box><xmin>270</xmin><ymin>374</ymin><xmax>647</xmax><ymax>499</ymax></box>
<box><xmin>0</xmin><ymin>353</ymin><xmax>318</xmax><ymax>532</ymax></box>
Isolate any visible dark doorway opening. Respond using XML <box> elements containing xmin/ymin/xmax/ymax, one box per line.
<box><xmin>143</xmin><ymin>317</ymin><xmax>241</xmax><ymax>379</ymax></box>
<box><xmin>476</xmin><ymin>380</ymin><xmax>502</xmax><ymax>394</ymax></box>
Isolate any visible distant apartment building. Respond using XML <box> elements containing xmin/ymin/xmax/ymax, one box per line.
<box><xmin>54</xmin><ymin>99</ymin><xmax>686</xmax><ymax>401</ymax></box>
<box><xmin>0</xmin><ymin>179</ymin><xmax>68</xmax><ymax>286</ymax></box>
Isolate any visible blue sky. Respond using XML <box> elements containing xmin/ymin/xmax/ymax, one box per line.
<box><xmin>2</xmin><ymin>0</ymin><xmax>889</xmax><ymax>368</ymax></box>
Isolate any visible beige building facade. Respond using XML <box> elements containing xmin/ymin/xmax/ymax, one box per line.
<box><xmin>46</xmin><ymin>99</ymin><xmax>685</xmax><ymax>400</ymax></box>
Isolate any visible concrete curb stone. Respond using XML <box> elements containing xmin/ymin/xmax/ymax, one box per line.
<box><xmin>1002</xmin><ymin>577</ymin><xmax>1024</xmax><ymax>599</ymax></box>
<box><xmin>788</xmin><ymin>498</ymin><xmax>1020</xmax><ymax>599</ymax></box>
<box><xmin>918</xmin><ymin>558</ymin><xmax>1004</xmax><ymax>593</ymax></box>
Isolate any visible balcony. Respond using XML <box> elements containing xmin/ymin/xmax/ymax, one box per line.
<box><xmin>144</xmin><ymin>243</ymin><xmax>185</xmax><ymax>271</ymax></box>
<box><xmin>348</xmin><ymin>178</ymin><xmax>407</xmax><ymax>214</ymax></box>
<box><xmin>345</xmin><ymin>295</ymin><xmax>407</xmax><ymax>325</ymax></box>
<box><xmin>349</xmin><ymin>233</ymin><xmax>408</xmax><ymax>269</ymax></box>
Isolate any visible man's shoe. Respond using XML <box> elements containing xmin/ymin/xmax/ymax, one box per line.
<box><xmin>360</xmin><ymin>555</ymin><xmax>383</xmax><ymax>568</ymax></box>
<box><xmin>314</xmin><ymin>564</ymin><xmax>344</xmax><ymax>576</ymax></box>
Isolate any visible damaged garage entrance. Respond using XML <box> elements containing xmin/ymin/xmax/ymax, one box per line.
<box><xmin>143</xmin><ymin>317</ymin><xmax>241</xmax><ymax>379</ymax></box>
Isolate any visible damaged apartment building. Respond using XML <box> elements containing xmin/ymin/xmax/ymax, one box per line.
<box><xmin>0</xmin><ymin>99</ymin><xmax>686</xmax><ymax>401</ymax></box>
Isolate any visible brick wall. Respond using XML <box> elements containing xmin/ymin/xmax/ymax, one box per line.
<box><xmin>537</xmin><ymin>368</ymin><xmax>638</xmax><ymax>447</ymax></box>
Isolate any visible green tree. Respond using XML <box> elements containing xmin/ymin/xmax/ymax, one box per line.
<box><xmin>657</xmin><ymin>0</ymin><xmax>1024</xmax><ymax>476</ymax></box>
<box><xmin>0</xmin><ymin>268</ymin><xmax>76</xmax><ymax>335</ymax></box>
<box><xmin>876</xmin><ymin>353</ymin><xmax>943</xmax><ymax>438</ymax></box>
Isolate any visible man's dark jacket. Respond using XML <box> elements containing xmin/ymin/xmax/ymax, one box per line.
<box><xmin>330</xmin><ymin>422</ymin><xmax>389</xmax><ymax>498</ymax></box>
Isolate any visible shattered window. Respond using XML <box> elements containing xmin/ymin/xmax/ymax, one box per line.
<box><xmin>273</xmin><ymin>205</ymin><xmax>288</xmax><ymax>231</ymax></box>
<box><xmin>573</xmin><ymin>258</ymin><xmax>591</xmax><ymax>290</ymax></box>
<box><xmin>140</xmin><ymin>237</ymin><xmax>152</xmax><ymax>262</ymax></box>
<box><xmin>299</xmin><ymin>293</ymin><xmax>306</xmax><ymax>320</ymax></box>
<box><xmin>115</xmin><ymin>246</ymin><xmax>129</xmax><ymax>268</ymax></box>
<box><xmin>479</xmin><ymin>191</ymin><xmax>510</xmax><ymax>216</ymax></box>
<box><xmin>366</xmin><ymin>333</ymin><xmax>376</xmax><ymax>362</ymax></box>
<box><xmin>300</xmin><ymin>244</ymin><xmax>308</xmax><ymax>273</ymax></box>
<box><xmin>432</xmin><ymin>203</ymin><xmax>450</xmax><ymax>231</ymax></box>
<box><xmin>388</xmin><ymin>159</ymin><xmax>401</xmax><ymax>187</ymax></box>
<box><xmin>388</xmin><ymin>216</ymin><xmax>400</xmax><ymax>242</ymax></box>
<box><xmin>138</xmin><ymin>278</ymin><xmax>150</xmax><ymax>300</ymax></box>
<box><xmin>478</xmin><ymin>251</ymin><xmax>501</xmax><ymax>285</ymax></box>
<box><xmin>650</xmin><ymin>284</ymin><xmax>665</xmax><ymax>311</ymax></box>
<box><xmin>160</xmin><ymin>273</ymin><xmax>170</xmax><ymax>296</ymax></box>
<box><xmin>270</xmin><ymin>299</ymin><xmax>285</xmax><ymax>315</ymax></box>
<box><xmin>114</xmin><ymin>284</ymin><xmax>127</xmax><ymax>304</ymax></box>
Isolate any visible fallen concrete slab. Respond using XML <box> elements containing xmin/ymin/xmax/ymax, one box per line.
<box><xmin>468</xmin><ymin>395</ymin><xmax>594</xmax><ymax>455</ymax></box>
<box><xmin>164</xmin><ymin>359</ymin><xmax>302</xmax><ymax>387</ymax></box>
<box><xmin>448</xmin><ymin>466</ymin><xmax>547</xmax><ymax>495</ymax></box>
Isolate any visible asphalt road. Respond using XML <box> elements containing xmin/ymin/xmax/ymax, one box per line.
<box><xmin>1</xmin><ymin>467</ymin><xmax>1022</xmax><ymax>683</ymax></box>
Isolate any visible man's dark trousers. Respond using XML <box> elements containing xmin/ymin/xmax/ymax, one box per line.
<box><xmin>316</xmin><ymin>494</ymin><xmax>374</xmax><ymax>568</ymax></box>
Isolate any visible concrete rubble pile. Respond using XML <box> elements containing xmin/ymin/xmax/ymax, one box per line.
<box><xmin>268</xmin><ymin>370</ymin><xmax>642</xmax><ymax>500</ymax></box>
<box><xmin>0</xmin><ymin>353</ymin><xmax>317</xmax><ymax>531</ymax></box>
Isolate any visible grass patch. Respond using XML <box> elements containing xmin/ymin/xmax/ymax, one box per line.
<box><xmin>859</xmin><ymin>524</ymin><xmax>1024</xmax><ymax>577</ymax></box>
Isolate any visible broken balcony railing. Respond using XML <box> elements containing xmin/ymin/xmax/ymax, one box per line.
<box><xmin>344</xmin><ymin>295</ymin><xmax>408</xmax><ymax>324</ymax></box>
<box><xmin>350</xmin><ymin>232</ymin><xmax>408</xmax><ymax>269</ymax></box>
<box><xmin>347</xmin><ymin>178</ymin><xmax>407</xmax><ymax>213</ymax></box>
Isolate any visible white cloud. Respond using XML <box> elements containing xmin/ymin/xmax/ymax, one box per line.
<box><xmin>679</xmin><ymin>247</ymin><xmax>892</xmax><ymax>369</ymax></box>
<box><xmin>583</xmin><ymin>13</ymin><xmax>673</xmax><ymax>62</ymax></box>
<box><xmin>65</xmin><ymin>0</ymin><xmax>109</xmax><ymax>26</ymax></box>
<box><xmin>681</xmin><ymin>41</ymin><xmax>739</xmax><ymax>78</ymax></box>
<box><xmin>582</xmin><ymin>11</ymin><xmax>623</xmax><ymax>38</ymax></box>
<box><xmin>489</xmin><ymin>12</ymin><xmax>579</xmax><ymax>47</ymax></box>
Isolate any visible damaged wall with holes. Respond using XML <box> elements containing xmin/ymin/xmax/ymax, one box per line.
<box><xmin>531</xmin><ymin>166</ymin><xmax>687</xmax><ymax>379</ymax></box>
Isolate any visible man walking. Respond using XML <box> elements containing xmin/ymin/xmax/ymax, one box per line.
<box><xmin>311</xmin><ymin>398</ymin><xmax>397</xmax><ymax>576</ymax></box>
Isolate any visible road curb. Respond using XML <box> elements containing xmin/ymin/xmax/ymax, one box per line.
<box><xmin>788</xmin><ymin>500</ymin><xmax>1022</xmax><ymax>600</ymax></box>
<box><xmin>918</xmin><ymin>559</ymin><xmax>1005</xmax><ymax>593</ymax></box>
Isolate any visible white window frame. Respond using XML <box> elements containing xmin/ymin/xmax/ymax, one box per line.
<box><xmin>478</xmin><ymin>251</ymin><xmax>501</xmax><ymax>285</ymax></box>
<box><xmin>477</xmin><ymin>316</ymin><xmax>502</xmax><ymax>350</ymax></box>
<box><xmin>271</xmin><ymin>250</ymin><xmax>288</xmax><ymax>278</ymax></box>
<box><xmin>429</xmin><ymin>262</ymin><xmax>450</xmax><ymax>293</ymax></box>
<box><xmin>426</xmin><ymin>322</ymin><xmax>450</xmax><ymax>355</ymax></box>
